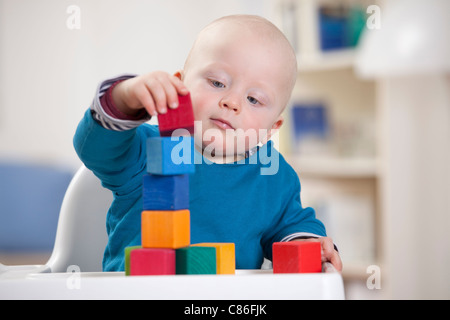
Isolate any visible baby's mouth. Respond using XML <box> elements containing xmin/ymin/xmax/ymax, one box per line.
<box><xmin>210</xmin><ymin>118</ymin><xmax>235</xmax><ymax>130</ymax></box>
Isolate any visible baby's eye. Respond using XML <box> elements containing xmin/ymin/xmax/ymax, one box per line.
<box><xmin>210</xmin><ymin>80</ymin><xmax>225</xmax><ymax>88</ymax></box>
<box><xmin>247</xmin><ymin>96</ymin><xmax>260</xmax><ymax>105</ymax></box>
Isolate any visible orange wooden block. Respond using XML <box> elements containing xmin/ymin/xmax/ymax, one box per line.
<box><xmin>141</xmin><ymin>210</ymin><xmax>190</xmax><ymax>249</ymax></box>
<box><xmin>192</xmin><ymin>243</ymin><xmax>235</xmax><ymax>274</ymax></box>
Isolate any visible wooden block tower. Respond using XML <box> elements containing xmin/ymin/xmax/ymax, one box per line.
<box><xmin>125</xmin><ymin>93</ymin><xmax>235</xmax><ymax>276</ymax></box>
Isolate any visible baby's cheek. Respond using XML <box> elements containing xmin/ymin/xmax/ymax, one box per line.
<box><xmin>191</xmin><ymin>98</ymin><xmax>211</xmax><ymax>122</ymax></box>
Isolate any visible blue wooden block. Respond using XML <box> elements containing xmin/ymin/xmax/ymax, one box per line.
<box><xmin>143</xmin><ymin>174</ymin><xmax>189</xmax><ymax>210</ymax></box>
<box><xmin>146</xmin><ymin>137</ymin><xmax>195</xmax><ymax>175</ymax></box>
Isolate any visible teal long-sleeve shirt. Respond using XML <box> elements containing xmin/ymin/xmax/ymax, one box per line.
<box><xmin>74</xmin><ymin>110</ymin><xmax>326</xmax><ymax>271</ymax></box>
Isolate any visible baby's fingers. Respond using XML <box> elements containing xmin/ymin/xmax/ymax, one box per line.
<box><xmin>133</xmin><ymin>83</ymin><xmax>157</xmax><ymax>116</ymax></box>
<box><xmin>170</xmin><ymin>74</ymin><xmax>189</xmax><ymax>97</ymax></box>
<box><xmin>161</xmin><ymin>75</ymin><xmax>185</xmax><ymax>110</ymax></box>
<box><xmin>320</xmin><ymin>237</ymin><xmax>342</xmax><ymax>272</ymax></box>
<box><xmin>322</xmin><ymin>262</ymin><xmax>336</xmax><ymax>273</ymax></box>
<box><xmin>146</xmin><ymin>80</ymin><xmax>169</xmax><ymax>114</ymax></box>
<box><xmin>143</xmin><ymin>73</ymin><xmax>189</xmax><ymax>115</ymax></box>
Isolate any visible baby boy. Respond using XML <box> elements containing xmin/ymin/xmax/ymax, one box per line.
<box><xmin>74</xmin><ymin>15</ymin><xmax>342</xmax><ymax>272</ymax></box>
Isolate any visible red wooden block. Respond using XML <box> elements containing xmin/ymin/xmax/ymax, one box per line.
<box><xmin>157</xmin><ymin>93</ymin><xmax>194</xmax><ymax>137</ymax></box>
<box><xmin>272</xmin><ymin>241</ymin><xmax>322</xmax><ymax>274</ymax></box>
<box><xmin>130</xmin><ymin>248</ymin><xmax>175</xmax><ymax>276</ymax></box>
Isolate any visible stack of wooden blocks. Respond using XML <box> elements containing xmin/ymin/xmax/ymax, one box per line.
<box><xmin>125</xmin><ymin>93</ymin><xmax>236</xmax><ymax>276</ymax></box>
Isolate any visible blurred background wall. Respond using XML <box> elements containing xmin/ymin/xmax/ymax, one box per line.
<box><xmin>0</xmin><ymin>0</ymin><xmax>272</xmax><ymax>169</ymax></box>
<box><xmin>1</xmin><ymin>0</ymin><xmax>449</xmax><ymax>299</ymax></box>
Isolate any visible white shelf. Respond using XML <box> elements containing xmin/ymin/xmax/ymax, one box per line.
<box><xmin>286</xmin><ymin>155</ymin><xmax>378</xmax><ymax>178</ymax></box>
<box><xmin>297</xmin><ymin>49</ymin><xmax>356</xmax><ymax>72</ymax></box>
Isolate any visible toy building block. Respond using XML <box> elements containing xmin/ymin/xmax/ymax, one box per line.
<box><xmin>157</xmin><ymin>93</ymin><xmax>194</xmax><ymax>137</ymax></box>
<box><xmin>130</xmin><ymin>248</ymin><xmax>176</xmax><ymax>276</ymax></box>
<box><xmin>192</xmin><ymin>243</ymin><xmax>235</xmax><ymax>274</ymax></box>
<box><xmin>176</xmin><ymin>246</ymin><xmax>216</xmax><ymax>275</ymax></box>
<box><xmin>141</xmin><ymin>210</ymin><xmax>190</xmax><ymax>249</ymax></box>
<box><xmin>272</xmin><ymin>241</ymin><xmax>322</xmax><ymax>274</ymax></box>
<box><xmin>146</xmin><ymin>137</ymin><xmax>195</xmax><ymax>175</ymax></box>
<box><xmin>143</xmin><ymin>174</ymin><xmax>189</xmax><ymax>210</ymax></box>
<box><xmin>124</xmin><ymin>245</ymin><xmax>142</xmax><ymax>276</ymax></box>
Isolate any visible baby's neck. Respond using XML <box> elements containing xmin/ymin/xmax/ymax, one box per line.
<box><xmin>195</xmin><ymin>145</ymin><xmax>246</xmax><ymax>164</ymax></box>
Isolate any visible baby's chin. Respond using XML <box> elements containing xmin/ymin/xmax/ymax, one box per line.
<box><xmin>194</xmin><ymin>138</ymin><xmax>246</xmax><ymax>156</ymax></box>
<box><xmin>193</xmin><ymin>125</ymin><xmax>263</xmax><ymax>161</ymax></box>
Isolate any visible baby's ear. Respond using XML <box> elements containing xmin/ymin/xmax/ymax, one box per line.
<box><xmin>174</xmin><ymin>70</ymin><xmax>184</xmax><ymax>80</ymax></box>
<box><xmin>271</xmin><ymin>116</ymin><xmax>284</xmax><ymax>131</ymax></box>
<box><xmin>260</xmin><ymin>116</ymin><xmax>284</xmax><ymax>145</ymax></box>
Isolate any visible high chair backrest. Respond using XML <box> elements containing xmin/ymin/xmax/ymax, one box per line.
<box><xmin>45</xmin><ymin>166</ymin><xmax>112</xmax><ymax>273</ymax></box>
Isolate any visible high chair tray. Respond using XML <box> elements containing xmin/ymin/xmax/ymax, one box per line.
<box><xmin>0</xmin><ymin>269</ymin><xmax>344</xmax><ymax>300</ymax></box>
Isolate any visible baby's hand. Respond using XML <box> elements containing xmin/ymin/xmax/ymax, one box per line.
<box><xmin>112</xmin><ymin>71</ymin><xmax>189</xmax><ymax>117</ymax></box>
<box><xmin>292</xmin><ymin>237</ymin><xmax>343</xmax><ymax>272</ymax></box>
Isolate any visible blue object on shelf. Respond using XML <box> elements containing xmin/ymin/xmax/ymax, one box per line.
<box><xmin>0</xmin><ymin>162</ymin><xmax>73</xmax><ymax>252</ymax></box>
<box><xmin>291</xmin><ymin>103</ymin><xmax>329</xmax><ymax>140</ymax></box>
<box><xmin>319</xmin><ymin>7</ymin><xmax>348</xmax><ymax>51</ymax></box>
<box><xmin>318</xmin><ymin>5</ymin><xmax>367</xmax><ymax>51</ymax></box>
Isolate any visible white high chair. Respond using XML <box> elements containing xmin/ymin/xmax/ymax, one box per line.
<box><xmin>0</xmin><ymin>166</ymin><xmax>112</xmax><ymax>275</ymax></box>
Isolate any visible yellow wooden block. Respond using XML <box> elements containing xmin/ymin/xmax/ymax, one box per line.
<box><xmin>141</xmin><ymin>210</ymin><xmax>190</xmax><ymax>249</ymax></box>
<box><xmin>192</xmin><ymin>243</ymin><xmax>235</xmax><ymax>274</ymax></box>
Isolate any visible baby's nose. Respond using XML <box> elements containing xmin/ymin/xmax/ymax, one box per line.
<box><xmin>220</xmin><ymin>96</ymin><xmax>241</xmax><ymax>113</ymax></box>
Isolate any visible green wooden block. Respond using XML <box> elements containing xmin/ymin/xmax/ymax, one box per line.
<box><xmin>124</xmin><ymin>245</ymin><xmax>142</xmax><ymax>276</ymax></box>
<box><xmin>176</xmin><ymin>246</ymin><xmax>216</xmax><ymax>275</ymax></box>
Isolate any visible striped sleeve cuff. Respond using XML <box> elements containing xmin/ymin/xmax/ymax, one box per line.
<box><xmin>90</xmin><ymin>74</ymin><xmax>152</xmax><ymax>131</ymax></box>
<box><xmin>280</xmin><ymin>232</ymin><xmax>324</xmax><ymax>242</ymax></box>
<box><xmin>281</xmin><ymin>232</ymin><xmax>339</xmax><ymax>253</ymax></box>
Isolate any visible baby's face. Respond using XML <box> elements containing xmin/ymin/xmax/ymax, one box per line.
<box><xmin>182</xmin><ymin>24</ymin><xmax>294</xmax><ymax>160</ymax></box>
